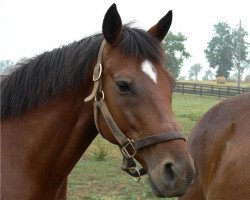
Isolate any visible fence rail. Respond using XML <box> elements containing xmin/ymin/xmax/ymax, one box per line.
<box><xmin>174</xmin><ymin>82</ymin><xmax>250</xmax><ymax>98</ymax></box>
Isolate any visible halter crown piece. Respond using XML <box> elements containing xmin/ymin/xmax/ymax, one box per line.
<box><xmin>84</xmin><ymin>40</ymin><xmax>186</xmax><ymax>182</ymax></box>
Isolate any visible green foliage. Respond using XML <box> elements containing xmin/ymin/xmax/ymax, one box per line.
<box><xmin>245</xmin><ymin>75</ymin><xmax>250</xmax><ymax>82</ymax></box>
<box><xmin>203</xmin><ymin>69</ymin><xmax>214</xmax><ymax>81</ymax></box>
<box><xmin>163</xmin><ymin>32</ymin><xmax>191</xmax><ymax>78</ymax></box>
<box><xmin>0</xmin><ymin>58</ymin><xmax>28</xmax><ymax>74</ymax></box>
<box><xmin>178</xmin><ymin>76</ymin><xmax>187</xmax><ymax>81</ymax></box>
<box><xmin>0</xmin><ymin>60</ymin><xmax>15</xmax><ymax>74</ymax></box>
<box><xmin>231</xmin><ymin>26</ymin><xmax>250</xmax><ymax>80</ymax></box>
<box><xmin>188</xmin><ymin>63</ymin><xmax>202</xmax><ymax>80</ymax></box>
<box><xmin>92</xmin><ymin>139</ymin><xmax>108</xmax><ymax>161</ymax></box>
<box><xmin>204</xmin><ymin>22</ymin><xmax>249</xmax><ymax>78</ymax></box>
<box><xmin>204</xmin><ymin>22</ymin><xmax>234</xmax><ymax>78</ymax></box>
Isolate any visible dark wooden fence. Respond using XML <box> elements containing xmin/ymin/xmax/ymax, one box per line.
<box><xmin>174</xmin><ymin>82</ymin><xmax>250</xmax><ymax>98</ymax></box>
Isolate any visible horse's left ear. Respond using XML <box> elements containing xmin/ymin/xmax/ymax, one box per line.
<box><xmin>148</xmin><ymin>10</ymin><xmax>172</xmax><ymax>42</ymax></box>
<box><xmin>102</xmin><ymin>4</ymin><xmax>122</xmax><ymax>44</ymax></box>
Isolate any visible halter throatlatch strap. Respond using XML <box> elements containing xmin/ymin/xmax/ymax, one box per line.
<box><xmin>84</xmin><ymin>39</ymin><xmax>186</xmax><ymax>181</ymax></box>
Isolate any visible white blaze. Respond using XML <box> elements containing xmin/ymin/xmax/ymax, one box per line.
<box><xmin>141</xmin><ymin>60</ymin><xmax>157</xmax><ymax>83</ymax></box>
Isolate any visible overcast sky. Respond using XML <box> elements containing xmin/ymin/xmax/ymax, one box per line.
<box><xmin>1</xmin><ymin>0</ymin><xmax>249</xmax><ymax>78</ymax></box>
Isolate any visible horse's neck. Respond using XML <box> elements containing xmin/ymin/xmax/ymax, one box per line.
<box><xmin>2</xmin><ymin>91</ymin><xmax>98</xmax><ymax>199</ymax></box>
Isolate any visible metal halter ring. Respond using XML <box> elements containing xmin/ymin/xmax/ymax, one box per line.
<box><xmin>121</xmin><ymin>139</ymin><xmax>137</xmax><ymax>158</ymax></box>
<box><xmin>128</xmin><ymin>167</ymin><xmax>141</xmax><ymax>182</ymax></box>
<box><xmin>95</xmin><ymin>90</ymin><xmax>105</xmax><ymax>102</ymax></box>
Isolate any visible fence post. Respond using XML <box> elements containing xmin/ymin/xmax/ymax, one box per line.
<box><xmin>200</xmin><ymin>86</ymin><xmax>203</xmax><ymax>96</ymax></box>
<box><xmin>219</xmin><ymin>88</ymin><xmax>221</xmax><ymax>98</ymax></box>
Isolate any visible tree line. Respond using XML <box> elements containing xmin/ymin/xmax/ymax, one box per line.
<box><xmin>163</xmin><ymin>21</ymin><xmax>249</xmax><ymax>83</ymax></box>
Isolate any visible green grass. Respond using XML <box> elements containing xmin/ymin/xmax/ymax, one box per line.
<box><xmin>172</xmin><ymin>93</ymin><xmax>221</xmax><ymax>137</ymax></box>
<box><xmin>67</xmin><ymin>93</ymin><xmax>221</xmax><ymax>199</ymax></box>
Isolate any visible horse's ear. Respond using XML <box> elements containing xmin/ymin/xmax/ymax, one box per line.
<box><xmin>148</xmin><ymin>10</ymin><xmax>172</xmax><ymax>42</ymax></box>
<box><xmin>102</xmin><ymin>4</ymin><xmax>122</xmax><ymax>44</ymax></box>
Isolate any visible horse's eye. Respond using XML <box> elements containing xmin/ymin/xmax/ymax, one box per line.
<box><xmin>116</xmin><ymin>81</ymin><xmax>130</xmax><ymax>93</ymax></box>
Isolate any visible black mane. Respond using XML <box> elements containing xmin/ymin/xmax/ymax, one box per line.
<box><xmin>1</xmin><ymin>26</ymin><xmax>165</xmax><ymax>120</ymax></box>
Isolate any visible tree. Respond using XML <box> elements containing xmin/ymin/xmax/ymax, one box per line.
<box><xmin>163</xmin><ymin>32</ymin><xmax>191</xmax><ymax>77</ymax></box>
<box><xmin>205</xmin><ymin>22</ymin><xmax>249</xmax><ymax>79</ymax></box>
<box><xmin>231</xmin><ymin>22</ymin><xmax>250</xmax><ymax>86</ymax></box>
<box><xmin>245</xmin><ymin>75</ymin><xmax>250</xmax><ymax>82</ymax></box>
<box><xmin>188</xmin><ymin>71</ymin><xmax>195</xmax><ymax>80</ymax></box>
<box><xmin>0</xmin><ymin>60</ymin><xmax>15</xmax><ymax>74</ymax></box>
<box><xmin>178</xmin><ymin>76</ymin><xmax>187</xmax><ymax>81</ymax></box>
<box><xmin>188</xmin><ymin>64</ymin><xmax>202</xmax><ymax>80</ymax></box>
<box><xmin>204</xmin><ymin>22</ymin><xmax>234</xmax><ymax>78</ymax></box>
<box><xmin>203</xmin><ymin>69</ymin><xmax>214</xmax><ymax>81</ymax></box>
<box><xmin>18</xmin><ymin>57</ymin><xmax>28</xmax><ymax>63</ymax></box>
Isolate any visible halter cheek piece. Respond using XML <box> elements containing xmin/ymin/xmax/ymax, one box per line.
<box><xmin>84</xmin><ymin>40</ymin><xmax>186</xmax><ymax>182</ymax></box>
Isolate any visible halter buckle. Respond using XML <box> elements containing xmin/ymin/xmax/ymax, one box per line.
<box><xmin>93</xmin><ymin>63</ymin><xmax>102</xmax><ymax>82</ymax></box>
<box><xmin>121</xmin><ymin>138</ymin><xmax>137</xmax><ymax>158</ymax></box>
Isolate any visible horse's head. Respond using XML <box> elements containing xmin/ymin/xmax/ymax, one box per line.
<box><xmin>87</xmin><ymin>4</ymin><xmax>195</xmax><ymax>197</ymax></box>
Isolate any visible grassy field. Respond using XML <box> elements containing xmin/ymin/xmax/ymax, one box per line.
<box><xmin>67</xmin><ymin>93</ymin><xmax>221</xmax><ymax>200</ymax></box>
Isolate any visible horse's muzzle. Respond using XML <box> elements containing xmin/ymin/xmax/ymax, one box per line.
<box><xmin>148</xmin><ymin>158</ymin><xmax>195</xmax><ymax>197</ymax></box>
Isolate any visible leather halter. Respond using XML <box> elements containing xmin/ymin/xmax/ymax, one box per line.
<box><xmin>84</xmin><ymin>40</ymin><xmax>186</xmax><ymax>181</ymax></box>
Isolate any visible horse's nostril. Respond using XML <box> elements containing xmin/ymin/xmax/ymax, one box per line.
<box><xmin>161</xmin><ymin>161</ymin><xmax>177</xmax><ymax>188</ymax></box>
<box><xmin>164</xmin><ymin>163</ymin><xmax>175</xmax><ymax>179</ymax></box>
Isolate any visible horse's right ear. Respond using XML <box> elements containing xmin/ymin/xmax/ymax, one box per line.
<box><xmin>102</xmin><ymin>4</ymin><xmax>122</xmax><ymax>44</ymax></box>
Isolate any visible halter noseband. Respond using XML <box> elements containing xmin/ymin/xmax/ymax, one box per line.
<box><xmin>84</xmin><ymin>40</ymin><xmax>186</xmax><ymax>181</ymax></box>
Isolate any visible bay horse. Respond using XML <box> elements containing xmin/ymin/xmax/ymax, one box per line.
<box><xmin>1</xmin><ymin>4</ymin><xmax>195</xmax><ymax>199</ymax></box>
<box><xmin>179</xmin><ymin>92</ymin><xmax>250</xmax><ymax>200</ymax></box>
